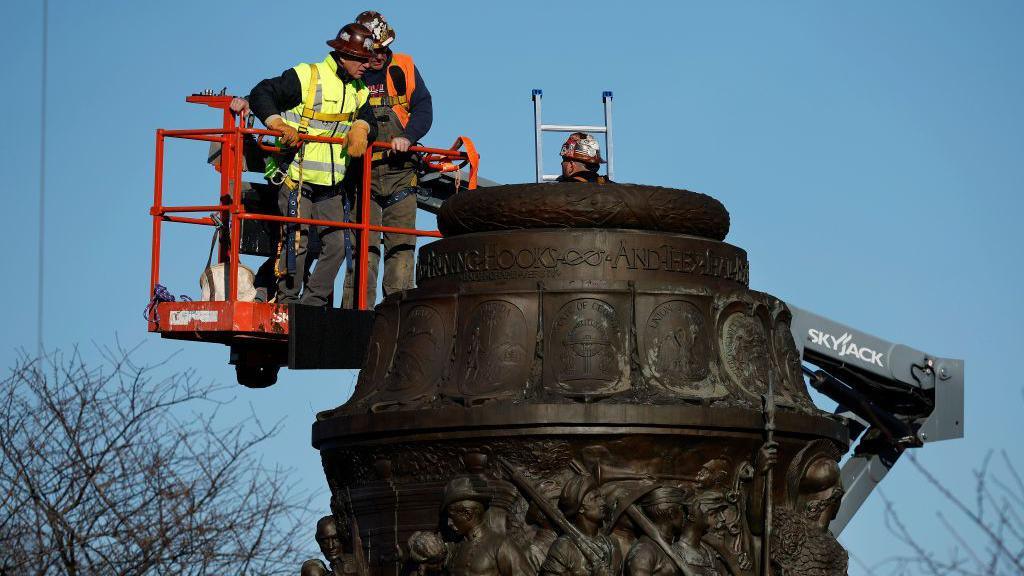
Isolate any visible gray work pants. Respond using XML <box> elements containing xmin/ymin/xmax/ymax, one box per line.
<box><xmin>341</xmin><ymin>166</ymin><xmax>417</xmax><ymax>309</ymax></box>
<box><xmin>276</xmin><ymin>181</ymin><xmax>346</xmax><ymax>307</ymax></box>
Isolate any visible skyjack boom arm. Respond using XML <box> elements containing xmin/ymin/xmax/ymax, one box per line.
<box><xmin>788</xmin><ymin>305</ymin><xmax>965</xmax><ymax>536</ymax></box>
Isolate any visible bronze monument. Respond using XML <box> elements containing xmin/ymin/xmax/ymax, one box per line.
<box><xmin>312</xmin><ymin>182</ymin><xmax>850</xmax><ymax>576</ymax></box>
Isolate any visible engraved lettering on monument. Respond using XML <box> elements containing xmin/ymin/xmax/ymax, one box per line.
<box><xmin>720</xmin><ymin>311</ymin><xmax>769</xmax><ymax>400</ymax></box>
<box><xmin>548</xmin><ymin>298</ymin><xmax>629</xmax><ymax>397</ymax></box>
<box><xmin>455</xmin><ymin>300</ymin><xmax>529</xmax><ymax>401</ymax></box>
<box><xmin>417</xmin><ymin>236</ymin><xmax>749</xmax><ymax>287</ymax></box>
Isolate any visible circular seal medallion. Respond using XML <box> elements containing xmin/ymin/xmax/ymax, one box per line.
<box><xmin>720</xmin><ymin>311</ymin><xmax>770</xmax><ymax>400</ymax></box>
<box><xmin>547</xmin><ymin>298</ymin><xmax>627</xmax><ymax>397</ymax></box>
<box><xmin>643</xmin><ymin>300</ymin><xmax>727</xmax><ymax>399</ymax></box>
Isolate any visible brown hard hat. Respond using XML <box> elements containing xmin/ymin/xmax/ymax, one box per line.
<box><xmin>327</xmin><ymin>23</ymin><xmax>375</xmax><ymax>60</ymax></box>
<box><xmin>355</xmin><ymin>10</ymin><xmax>396</xmax><ymax>50</ymax></box>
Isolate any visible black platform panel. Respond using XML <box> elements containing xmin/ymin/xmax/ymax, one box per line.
<box><xmin>288</xmin><ymin>305</ymin><xmax>375</xmax><ymax>370</ymax></box>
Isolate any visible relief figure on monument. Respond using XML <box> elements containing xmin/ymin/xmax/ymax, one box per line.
<box><xmin>625</xmin><ymin>486</ymin><xmax>689</xmax><ymax>576</ymax></box>
<box><xmin>301</xmin><ymin>515</ymin><xmax>366</xmax><ymax>576</ymax></box>
<box><xmin>769</xmin><ymin>441</ymin><xmax>848</xmax><ymax>576</ymax></box>
<box><xmin>407</xmin><ymin>476</ymin><xmax>533</xmax><ymax>576</ymax></box>
<box><xmin>518</xmin><ymin>479</ymin><xmax>563</xmax><ymax>573</ymax></box>
<box><xmin>539</xmin><ymin>474</ymin><xmax>622</xmax><ymax>576</ymax></box>
<box><xmin>670</xmin><ymin>493</ymin><xmax>731</xmax><ymax>576</ymax></box>
<box><xmin>693</xmin><ymin>458</ymin><xmax>754</xmax><ymax>572</ymax></box>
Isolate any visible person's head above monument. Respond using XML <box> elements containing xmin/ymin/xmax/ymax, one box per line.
<box><xmin>558</xmin><ymin>132</ymin><xmax>606</xmax><ymax>183</ymax></box>
<box><xmin>443</xmin><ymin>476</ymin><xmax>490</xmax><ymax>536</ymax></box>
<box><xmin>355</xmin><ymin>10</ymin><xmax>396</xmax><ymax>71</ymax></box>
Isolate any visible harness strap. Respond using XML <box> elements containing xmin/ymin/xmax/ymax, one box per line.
<box><xmin>368</xmin><ymin>95</ymin><xmax>409</xmax><ymax>107</ymax></box>
<box><xmin>343</xmin><ymin>193</ymin><xmax>354</xmax><ymax>273</ymax></box>
<box><xmin>372</xmin><ymin>186</ymin><xmax>415</xmax><ymax>209</ymax></box>
<box><xmin>301</xmin><ymin>110</ymin><xmax>355</xmax><ymax>122</ymax></box>
<box><xmin>282</xmin><ymin>65</ymin><xmax>319</xmax><ymax>269</ymax></box>
<box><xmin>297</xmin><ymin>64</ymin><xmax>321</xmax><ymax>134</ymax></box>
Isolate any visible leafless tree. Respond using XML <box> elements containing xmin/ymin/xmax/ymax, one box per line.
<box><xmin>0</xmin><ymin>345</ymin><xmax>316</xmax><ymax>575</ymax></box>
<box><xmin>852</xmin><ymin>448</ymin><xmax>1024</xmax><ymax>576</ymax></box>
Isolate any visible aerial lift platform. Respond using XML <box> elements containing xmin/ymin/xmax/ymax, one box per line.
<box><xmin>146</xmin><ymin>93</ymin><xmax>480</xmax><ymax>387</ymax></box>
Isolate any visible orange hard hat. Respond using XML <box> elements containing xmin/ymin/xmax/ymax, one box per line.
<box><xmin>355</xmin><ymin>10</ymin><xmax>396</xmax><ymax>50</ymax></box>
<box><xmin>326</xmin><ymin>23</ymin><xmax>375</xmax><ymax>60</ymax></box>
<box><xmin>560</xmin><ymin>132</ymin><xmax>605</xmax><ymax>164</ymax></box>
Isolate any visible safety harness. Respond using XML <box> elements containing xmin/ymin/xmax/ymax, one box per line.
<box><xmin>275</xmin><ymin>65</ymin><xmax>320</xmax><ymax>278</ymax></box>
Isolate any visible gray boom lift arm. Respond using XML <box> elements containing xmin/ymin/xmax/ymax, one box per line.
<box><xmin>788</xmin><ymin>305</ymin><xmax>964</xmax><ymax>536</ymax></box>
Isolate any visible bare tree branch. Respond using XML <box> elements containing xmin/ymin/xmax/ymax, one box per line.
<box><xmin>0</xmin><ymin>347</ymin><xmax>316</xmax><ymax>575</ymax></box>
<box><xmin>878</xmin><ymin>426</ymin><xmax>1024</xmax><ymax>576</ymax></box>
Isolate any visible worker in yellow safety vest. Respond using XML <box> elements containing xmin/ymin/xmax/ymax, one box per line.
<box><xmin>242</xmin><ymin>23</ymin><xmax>379</xmax><ymax>307</ymax></box>
<box><xmin>341</xmin><ymin>11</ymin><xmax>434</xmax><ymax>309</ymax></box>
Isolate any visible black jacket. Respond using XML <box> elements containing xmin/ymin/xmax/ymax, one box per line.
<box><xmin>249</xmin><ymin>61</ymin><xmax>378</xmax><ymax>142</ymax></box>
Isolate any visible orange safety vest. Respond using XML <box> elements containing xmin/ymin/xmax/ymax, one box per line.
<box><xmin>369</xmin><ymin>53</ymin><xmax>416</xmax><ymax>128</ymax></box>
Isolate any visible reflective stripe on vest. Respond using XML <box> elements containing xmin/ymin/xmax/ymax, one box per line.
<box><xmin>382</xmin><ymin>53</ymin><xmax>416</xmax><ymax>128</ymax></box>
<box><xmin>281</xmin><ymin>55</ymin><xmax>369</xmax><ymax>186</ymax></box>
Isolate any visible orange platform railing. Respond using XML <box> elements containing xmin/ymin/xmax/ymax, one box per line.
<box><xmin>149</xmin><ymin>94</ymin><xmax>479</xmax><ymax>331</ymax></box>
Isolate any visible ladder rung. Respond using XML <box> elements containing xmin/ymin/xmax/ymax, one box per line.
<box><xmin>541</xmin><ymin>124</ymin><xmax>607</xmax><ymax>133</ymax></box>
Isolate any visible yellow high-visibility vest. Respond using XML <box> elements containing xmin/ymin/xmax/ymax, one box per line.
<box><xmin>280</xmin><ymin>55</ymin><xmax>369</xmax><ymax>186</ymax></box>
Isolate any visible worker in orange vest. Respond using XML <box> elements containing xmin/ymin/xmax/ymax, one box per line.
<box><xmin>556</xmin><ymin>132</ymin><xmax>609</xmax><ymax>183</ymax></box>
<box><xmin>341</xmin><ymin>11</ymin><xmax>434</xmax><ymax>309</ymax></box>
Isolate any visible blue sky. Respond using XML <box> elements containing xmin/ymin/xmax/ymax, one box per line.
<box><xmin>2</xmin><ymin>1</ymin><xmax>1022</xmax><ymax>571</ymax></box>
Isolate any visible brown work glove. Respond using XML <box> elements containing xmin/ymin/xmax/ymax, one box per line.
<box><xmin>266</xmin><ymin>116</ymin><xmax>301</xmax><ymax>147</ymax></box>
<box><xmin>347</xmin><ymin>119</ymin><xmax>370</xmax><ymax>158</ymax></box>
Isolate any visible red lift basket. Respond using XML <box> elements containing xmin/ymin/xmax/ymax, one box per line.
<box><xmin>147</xmin><ymin>94</ymin><xmax>479</xmax><ymax>386</ymax></box>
